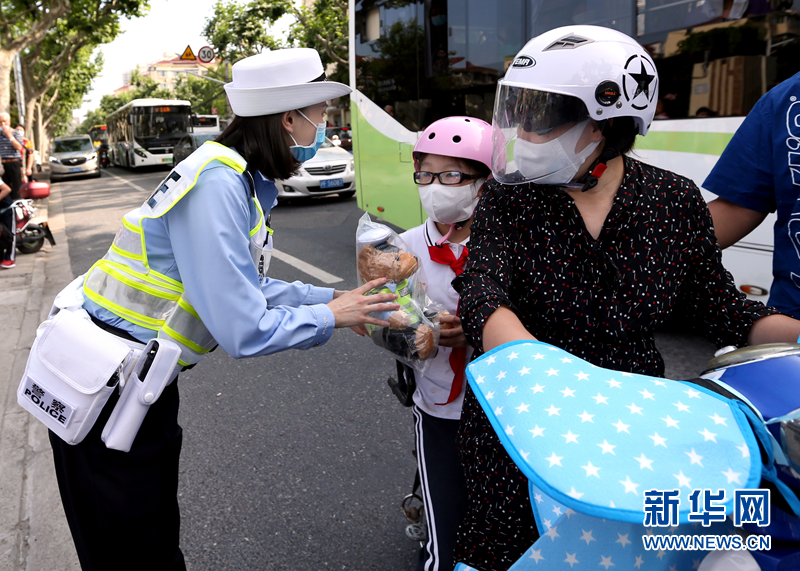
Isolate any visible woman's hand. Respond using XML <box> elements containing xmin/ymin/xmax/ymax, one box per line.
<box><xmin>328</xmin><ymin>278</ymin><xmax>400</xmax><ymax>329</ymax></box>
<box><xmin>438</xmin><ymin>313</ymin><xmax>470</xmax><ymax>348</ymax></box>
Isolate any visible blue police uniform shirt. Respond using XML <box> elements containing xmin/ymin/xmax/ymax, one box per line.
<box><xmin>84</xmin><ymin>160</ymin><xmax>336</xmax><ymax>357</ymax></box>
<box><xmin>704</xmin><ymin>71</ymin><xmax>800</xmax><ymax>317</ymax></box>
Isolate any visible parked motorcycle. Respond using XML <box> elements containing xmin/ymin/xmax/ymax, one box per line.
<box><xmin>8</xmin><ymin>180</ymin><xmax>56</xmax><ymax>254</ymax></box>
<box><xmin>455</xmin><ymin>340</ymin><xmax>800</xmax><ymax>571</ymax></box>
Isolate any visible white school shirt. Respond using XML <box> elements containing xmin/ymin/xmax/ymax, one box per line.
<box><xmin>400</xmin><ymin>219</ymin><xmax>474</xmax><ymax>420</ymax></box>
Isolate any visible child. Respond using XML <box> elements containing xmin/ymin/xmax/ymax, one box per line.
<box><xmin>399</xmin><ymin>116</ymin><xmax>492</xmax><ymax>571</ymax></box>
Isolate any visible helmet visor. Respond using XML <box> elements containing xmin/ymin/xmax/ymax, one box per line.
<box><xmin>492</xmin><ymin>83</ymin><xmax>590</xmax><ymax>184</ymax></box>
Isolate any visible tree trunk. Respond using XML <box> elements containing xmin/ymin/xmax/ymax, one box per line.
<box><xmin>35</xmin><ymin>99</ymin><xmax>47</xmax><ymax>158</ymax></box>
<box><xmin>25</xmin><ymin>96</ymin><xmax>36</xmax><ymax>149</ymax></box>
<box><xmin>0</xmin><ymin>48</ymin><xmax>19</xmax><ymax>114</ymax></box>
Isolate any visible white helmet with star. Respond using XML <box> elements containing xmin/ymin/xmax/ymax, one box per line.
<box><xmin>492</xmin><ymin>25</ymin><xmax>658</xmax><ymax>184</ymax></box>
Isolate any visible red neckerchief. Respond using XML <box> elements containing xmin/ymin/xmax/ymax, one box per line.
<box><xmin>427</xmin><ymin>240</ymin><xmax>468</xmax><ymax>405</ymax></box>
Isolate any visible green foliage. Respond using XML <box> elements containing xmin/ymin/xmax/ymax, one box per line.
<box><xmin>203</xmin><ymin>0</ymin><xmax>348</xmax><ymax>75</ymax></box>
<box><xmin>288</xmin><ymin>0</ymin><xmax>348</xmax><ymax>72</ymax></box>
<box><xmin>2</xmin><ymin>0</ymin><xmax>150</xmax><ymax>148</ymax></box>
<box><xmin>49</xmin><ymin>47</ymin><xmax>104</xmax><ymax>136</ymax></box>
<box><xmin>76</xmin><ymin>69</ymin><xmax>174</xmax><ymax>134</ymax></box>
<box><xmin>202</xmin><ymin>0</ymin><xmax>289</xmax><ymax>63</ymax></box>
<box><xmin>174</xmin><ymin>71</ymin><xmax>228</xmax><ymax>116</ymax></box>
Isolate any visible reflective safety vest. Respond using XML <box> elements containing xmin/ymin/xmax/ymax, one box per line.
<box><xmin>82</xmin><ymin>142</ymin><xmax>272</xmax><ymax>368</ymax></box>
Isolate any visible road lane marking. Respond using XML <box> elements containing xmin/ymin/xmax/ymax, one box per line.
<box><xmin>272</xmin><ymin>249</ymin><xmax>343</xmax><ymax>284</ymax></box>
<box><xmin>103</xmin><ymin>170</ymin><xmax>153</xmax><ymax>193</ymax></box>
<box><xmin>101</xmin><ymin>171</ymin><xmax>343</xmax><ymax>284</ymax></box>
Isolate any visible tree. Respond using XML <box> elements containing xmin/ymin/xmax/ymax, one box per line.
<box><xmin>287</xmin><ymin>0</ymin><xmax>347</xmax><ymax>72</ymax></box>
<box><xmin>76</xmin><ymin>70</ymin><xmax>171</xmax><ymax>135</ymax></box>
<box><xmin>202</xmin><ymin>0</ymin><xmax>289</xmax><ymax>63</ymax></box>
<box><xmin>203</xmin><ymin>0</ymin><xmax>348</xmax><ymax>74</ymax></box>
<box><xmin>174</xmin><ymin>73</ymin><xmax>228</xmax><ymax>117</ymax></box>
<box><xmin>33</xmin><ymin>45</ymin><xmax>103</xmax><ymax>155</ymax></box>
<box><xmin>0</xmin><ymin>0</ymin><xmax>70</xmax><ymax>114</ymax></box>
<box><xmin>18</xmin><ymin>0</ymin><xmax>150</xmax><ymax>150</ymax></box>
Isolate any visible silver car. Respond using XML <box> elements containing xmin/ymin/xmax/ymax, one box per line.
<box><xmin>276</xmin><ymin>139</ymin><xmax>355</xmax><ymax>200</ymax></box>
<box><xmin>49</xmin><ymin>135</ymin><xmax>101</xmax><ymax>182</ymax></box>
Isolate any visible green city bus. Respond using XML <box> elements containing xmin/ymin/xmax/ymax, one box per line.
<box><xmin>349</xmin><ymin>0</ymin><xmax>800</xmax><ymax>299</ymax></box>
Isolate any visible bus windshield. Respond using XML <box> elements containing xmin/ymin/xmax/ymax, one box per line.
<box><xmin>133</xmin><ymin>106</ymin><xmax>191</xmax><ymax>148</ymax></box>
<box><xmin>89</xmin><ymin>125</ymin><xmax>107</xmax><ymax>147</ymax></box>
<box><xmin>192</xmin><ymin>116</ymin><xmax>218</xmax><ymax>128</ymax></box>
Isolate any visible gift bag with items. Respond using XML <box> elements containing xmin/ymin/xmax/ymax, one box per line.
<box><xmin>355</xmin><ymin>213</ymin><xmax>440</xmax><ymax>372</ymax></box>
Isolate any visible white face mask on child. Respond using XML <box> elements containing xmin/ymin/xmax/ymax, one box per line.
<box><xmin>419</xmin><ymin>179</ymin><xmax>486</xmax><ymax>225</ymax></box>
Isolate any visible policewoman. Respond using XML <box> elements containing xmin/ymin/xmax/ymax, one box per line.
<box><xmin>48</xmin><ymin>48</ymin><xmax>400</xmax><ymax>571</ymax></box>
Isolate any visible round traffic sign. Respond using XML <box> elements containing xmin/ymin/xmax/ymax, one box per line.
<box><xmin>198</xmin><ymin>46</ymin><xmax>215</xmax><ymax>64</ymax></box>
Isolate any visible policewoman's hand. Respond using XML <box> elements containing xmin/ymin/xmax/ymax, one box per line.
<box><xmin>328</xmin><ymin>278</ymin><xmax>400</xmax><ymax>329</ymax></box>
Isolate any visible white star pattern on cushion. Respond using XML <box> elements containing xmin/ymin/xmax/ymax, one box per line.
<box><xmin>465</xmin><ymin>341</ymin><xmax>757</xmax><ymax>522</ymax></box>
<box><xmin>507</xmin><ymin>482</ymin><xmax>740</xmax><ymax>571</ymax></box>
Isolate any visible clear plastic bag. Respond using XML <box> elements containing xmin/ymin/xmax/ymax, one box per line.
<box><xmin>356</xmin><ymin>213</ymin><xmax>440</xmax><ymax>373</ymax></box>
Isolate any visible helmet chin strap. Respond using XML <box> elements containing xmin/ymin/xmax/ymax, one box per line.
<box><xmin>577</xmin><ymin>145</ymin><xmax>620</xmax><ymax>192</ymax></box>
<box><xmin>575</xmin><ymin>123</ymin><xmax>636</xmax><ymax>192</ymax></box>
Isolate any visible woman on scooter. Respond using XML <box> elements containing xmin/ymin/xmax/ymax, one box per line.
<box><xmin>452</xmin><ymin>25</ymin><xmax>800</xmax><ymax>570</ymax></box>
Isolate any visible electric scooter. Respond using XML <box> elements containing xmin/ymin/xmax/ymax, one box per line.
<box><xmin>454</xmin><ymin>341</ymin><xmax>800</xmax><ymax>571</ymax></box>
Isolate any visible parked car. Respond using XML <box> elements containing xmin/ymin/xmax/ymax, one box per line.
<box><xmin>49</xmin><ymin>135</ymin><xmax>101</xmax><ymax>182</ymax></box>
<box><xmin>325</xmin><ymin>127</ymin><xmax>352</xmax><ymax>152</ymax></box>
<box><xmin>277</xmin><ymin>139</ymin><xmax>355</xmax><ymax>200</ymax></box>
<box><xmin>172</xmin><ymin>132</ymin><xmax>223</xmax><ymax>166</ymax></box>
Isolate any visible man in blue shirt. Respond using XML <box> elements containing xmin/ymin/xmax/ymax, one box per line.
<box><xmin>705</xmin><ymin>72</ymin><xmax>800</xmax><ymax>318</ymax></box>
<box><xmin>0</xmin><ymin>112</ymin><xmax>23</xmax><ymax>269</ymax></box>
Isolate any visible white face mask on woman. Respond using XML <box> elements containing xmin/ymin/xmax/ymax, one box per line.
<box><xmin>514</xmin><ymin>119</ymin><xmax>601</xmax><ymax>185</ymax></box>
<box><xmin>419</xmin><ymin>178</ymin><xmax>486</xmax><ymax>225</ymax></box>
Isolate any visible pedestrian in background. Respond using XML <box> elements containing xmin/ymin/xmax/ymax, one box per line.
<box><xmin>0</xmin><ymin>113</ymin><xmax>24</xmax><ymax>197</ymax></box>
<box><xmin>0</xmin><ymin>161</ymin><xmax>12</xmax><ymax>269</ymax></box>
<box><xmin>15</xmin><ymin>123</ymin><xmax>35</xmax><ymax>183</ymax></box>
<box><xmin>0</xmin><ymin>112</ymin><xmax>23</xmax><ymax>270</ymax></box>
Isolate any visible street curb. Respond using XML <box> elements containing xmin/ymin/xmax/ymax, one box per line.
<box><xmin>0</xmin><ymin>183</ymin><xmax>80</xmax><ymax>571</ymax></box>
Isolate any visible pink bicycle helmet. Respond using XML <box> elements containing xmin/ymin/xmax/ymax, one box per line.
<box><xmin>413</xmin><ymin>116</ymin><xmax>492</xmax><ymax>171</ymax></box>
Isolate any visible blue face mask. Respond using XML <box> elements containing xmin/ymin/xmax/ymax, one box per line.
<box><xmin>289</xmin><ymin>110</ymin><xmax>326</xmax><ymax>162</ymax></box>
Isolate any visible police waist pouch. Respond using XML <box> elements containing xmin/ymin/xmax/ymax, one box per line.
<box><xmin>17</xmin><ymin>309</ymin><xmax>132</xmax><ymax>445</ymax></box>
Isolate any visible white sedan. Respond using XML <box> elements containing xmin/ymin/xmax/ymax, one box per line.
<box><xmin>276</xmin><ymin>139</ymin><xmax>355</xmax><ymax>200</ymax></box>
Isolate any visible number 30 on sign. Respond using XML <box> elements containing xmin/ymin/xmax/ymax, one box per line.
<box><xmin>198</xmin><ymin>46</ymin><xmax>215</xmax><ymax>64</ymax></box>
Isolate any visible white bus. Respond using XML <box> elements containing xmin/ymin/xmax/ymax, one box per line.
<box><xmin>106</xmin><ymin>98</ymin><xmax>192</xmax><ymax>169</ymax></box>
<box><xmin>191</xmin><ymin>114</ymin><xmax>220</xmax><ymax>134</ymax></box>
<box><xmin>350</xmin><ymin>1</ymin><xmax>800</xmax><ymax>301</ymax></box>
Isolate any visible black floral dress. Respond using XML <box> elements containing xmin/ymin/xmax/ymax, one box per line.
<box><xmin>451</xmin><ymin>156</ymin><xmax>777</xmax><ymax>571</ymax></box>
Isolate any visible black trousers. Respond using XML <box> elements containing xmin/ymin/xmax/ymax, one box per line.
<box><xmin>0</xmin><ymin>197</ymin><xmax>15</xmax><ymax>261</ymax></box>
<box><xmin>2</xmin><ymin>159</ymin><xmax>22</xmax><ymax>198</ymax></box>
<box><xmin>50</xmin><ymin>367</ymin><xmax>186</xmax><ymax>571</ymax></box>
<box><xmin>413</xmin><ymin>406</ymin><xmax>468</xmax><ymax>571</ymax></box>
